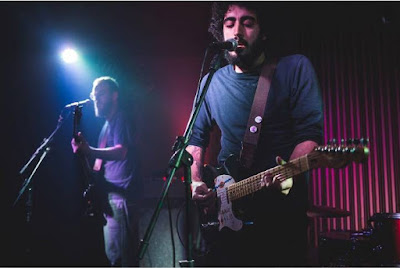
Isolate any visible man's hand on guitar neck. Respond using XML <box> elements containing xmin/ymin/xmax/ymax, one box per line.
<box><xmin>260</xmin><ymin>156</ymin><xmax>293</xmax><ymax>195</ymax></box>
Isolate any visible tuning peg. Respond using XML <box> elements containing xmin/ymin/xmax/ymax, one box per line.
<box><xmin>327</xmin><ymin>138</ymin><xmax>337</xmax><ymax>146</ymax></box>
<box><xmin>360</xmin><ymin>137</ymin><xmax>369</xmax><ymax>146</ymax></box>
<box><xmin>328</xmin><ymin>144</ymin><xmax>336</xmax><ymax>152</ymax></box>
<box><xmin>323</xmin><ymin>145</ymin><xmax>329</xmax><ymax>152</ymax></box>
<box><xmin>360</xmin><ymin>138</ymin><xmax>365</xmax><ymax>145</ymax></box>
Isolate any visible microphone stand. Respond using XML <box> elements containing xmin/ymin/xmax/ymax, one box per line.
<box><xmin>137</xmin><ymin>51</ymin><xmax>224</xmax><ymax>267</ymax></box>
<box><xmin>13</xmin><ymin>107</ymin><xmax>72</xmax><ymax>262</ymax></box>
<box><xmin>14</xmin><ymin>109</ymin><xmax>71</xmax><ymax>207</ymax></box>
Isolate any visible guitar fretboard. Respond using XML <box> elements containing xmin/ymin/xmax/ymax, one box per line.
<box><xmin>227</xmin><ymin>154</ymin><xmax>312</xmax><ymax>201</ymax></box>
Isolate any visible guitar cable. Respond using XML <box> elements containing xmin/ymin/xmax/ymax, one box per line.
<box><xmin>166</xmin><ymin>194</ymin><xmax>176</xmax><ymax>267</ymax></box>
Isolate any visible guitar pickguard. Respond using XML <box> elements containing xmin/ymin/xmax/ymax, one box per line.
<box><xmin>215</xmin><ymin>175</ymin><xmax>243</xmax><ymax>231</ymax></box>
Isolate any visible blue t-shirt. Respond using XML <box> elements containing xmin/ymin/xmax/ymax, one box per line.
<box><xmin>99</xmin><ymin>110</ymin><xmax>138</xmax><ymax>193</ymax></box>
<box><xmin>189</xmin><ymin>54</ymin><xmax>323</xmax><ymax>171</ymax></box>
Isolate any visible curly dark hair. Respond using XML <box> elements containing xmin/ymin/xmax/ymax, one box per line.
<box><xmin>208</xmin><ymin>2</ymin><xmax>268</xmax><ymax>42</ymax></box>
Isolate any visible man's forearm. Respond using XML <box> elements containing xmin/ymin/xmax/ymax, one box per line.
<box><xmin>90</xmin><ymin>144</ymin><xmax>127</xmax><ymax>161</ymax></box>
<box><xmin>186</xmin><ymin>145</ymin><xmax>204</xmax><ymax>182</ymax></box>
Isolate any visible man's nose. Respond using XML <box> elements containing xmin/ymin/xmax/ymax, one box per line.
<box><xmin>232</xmin><ymin>23</ymin><xmax>244</xmax><ymax>37</ymax></box>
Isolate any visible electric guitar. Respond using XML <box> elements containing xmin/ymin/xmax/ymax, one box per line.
<box><xmin>201</xmin><ymin>140</ymin><xmax>370</xmax><ymax>232</ymax></box>
<box><xmin>72</xmin><ymin>106</ymin><xmax>107</xmax><ymax>224</ymax></box>
<box><xmin>73</xmin><ymin>136</ymin><xmax>111</xmax><ymax>227</ymax></box>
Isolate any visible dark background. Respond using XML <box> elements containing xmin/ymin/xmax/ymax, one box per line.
<box><xmin>1</xmin><ymin>2</ymin><xmax>399</xmax><ymax>266</ymax></box>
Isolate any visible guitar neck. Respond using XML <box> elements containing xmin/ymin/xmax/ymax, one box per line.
<box><xmin>77</xmin><ymin>153</ymin><xmax>93</xmax><ymax>183</ymax></box>
<box><xmin>227</xmin><ymin>153</ymin><xmax>313</xmax><ymax>201</ymax></box>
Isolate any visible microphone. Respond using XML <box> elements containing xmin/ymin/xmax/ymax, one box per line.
<box><xmin>209</xmin><ymin>39</ymin><xmax>238</xmax><ymax>51</ymax></box>
<box><xmin>64</xmin><ymin>99</ymin><xmax>91</xmax><ymax>109</ymax></box>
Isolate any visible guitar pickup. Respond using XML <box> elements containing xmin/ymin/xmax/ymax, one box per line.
<box><xmin>214</xmin><ymin>177</ymin><xmax>232</xmax><ymax>190</ymax></box>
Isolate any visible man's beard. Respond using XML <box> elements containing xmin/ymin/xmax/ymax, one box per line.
<box><xmin>94</xmin><ymin>101</ymin><xmax>112</xmax><ymax>118</ymax></box>
<box><xmin>224</xmin><ymin>35</ymin><xmax>266</xmax><ymax>70</ymax></box>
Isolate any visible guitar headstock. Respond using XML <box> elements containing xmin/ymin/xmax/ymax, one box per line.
<box><xmin>309</xmin><ymin>138</ymin><xmax>370</xmax><ymax>169</ymax></box>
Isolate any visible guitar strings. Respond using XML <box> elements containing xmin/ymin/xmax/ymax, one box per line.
<box><xmin>218</xmin><ymin>153</ymin><xmax>314</xmax><ymax>207</ymax></box>
<box><xmin>227</xmin><ymin>152</ymin><xmax>321</xmax><ymax>201</ymax></box>
<box><xmin>220</xmin><ymin>146</ymin><xmax>363</xmax><ymax>201</ymax></box>
<box><xmin>217</xmin><ymin>146</ymin><xmax>364</xmax><ymax>213</ymax></box>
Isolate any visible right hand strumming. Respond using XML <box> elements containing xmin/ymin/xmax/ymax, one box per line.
<box><xmin>191</xmin><ymin>181</ymin><xmax>216</xmax><ymax>215</ymax></box>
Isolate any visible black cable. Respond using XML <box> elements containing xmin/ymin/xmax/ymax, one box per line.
<box><xmin>194</xmin><ymin>48</ymin><xmax>210</xmax><ymax>105</ymax></box>
<box><xmin>176</xmin><ymin>201</ymin><xmax>209</xmax><ymax>260</ymax></box>
<box><xmin>166</xmin><ymin>194</ymin><xmax>176</xmax><ymax>267</ymax></box>
<box><xmin>175</xmin><ymin>201</ymin><xmax>186</xmax><ymax>248</ymax></box>
<box><xmin>173</xmin><ymin>45</ymin><xmax>220</xmax><ymax>263</ymax></box>
<box><xmin>187</xmin><ymin>48</ymin><xmax>224</xmax><ymax>138</ymax></box>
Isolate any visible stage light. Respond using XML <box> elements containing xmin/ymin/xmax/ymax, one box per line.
<box><xmin>61</xmin><ymin>48</ymin><xmax>79</xmax><ymax>63</ymax></box>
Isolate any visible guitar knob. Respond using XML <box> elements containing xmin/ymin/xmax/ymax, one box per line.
<box><xmin>341</xmin><ymin>138</ymin><xmax>345</xmax><ymax>145</ymax></box>
<box><xmin>353</xmin><ymin>138</ymin><xmax>360</xmax><ymax>145</ymax></box>
<box><xmin>347</xmin><ymin>138</ymin><xmax>354</xmax><ymax>145</ymax></box>
<box><xmin>332</xmin><ymin>138</ymin><xmax>337</xmax><ymax>144</ymax></box>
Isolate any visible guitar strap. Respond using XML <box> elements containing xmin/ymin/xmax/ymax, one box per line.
<box><xmin>93</xmin><ymin>121</ymin><xmax>109</xmax><ymax>172</ymax></box>
<box><xmin>240</xmin><ymin>58</ymin><xmax>278</xmax><ymax>169</ymax></box>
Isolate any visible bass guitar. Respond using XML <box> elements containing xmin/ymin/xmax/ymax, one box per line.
<box><xmin>72</xmin><ymin>105</ymin><xmax>106</xmax><ymax>224</ymax></box>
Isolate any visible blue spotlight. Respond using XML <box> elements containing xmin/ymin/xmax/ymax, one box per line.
<box><xmin>61</xmin><ymin>48</ymin><xmax>79</xmax><ymax>63</ymax></box>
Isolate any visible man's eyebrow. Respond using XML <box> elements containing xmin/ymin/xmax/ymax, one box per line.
<box><xmin>223</xmin><ymin>17</ymin><xmax>235</xmax><ymax>24</ymax></box>
<box><xmin>223</xmin><ymin>15</ymin><xmax>257</xmax><ymax>24</ymax></box>
<box><xmin>240</xmin><ymin>15</ymin><xmax>257</xmax><ymax>22</ymax></box>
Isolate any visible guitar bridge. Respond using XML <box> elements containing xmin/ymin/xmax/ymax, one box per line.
<box><xmin>201</xmin><ymin>221</ymin><xmax>219</xmax><ymax>230</ymax></box>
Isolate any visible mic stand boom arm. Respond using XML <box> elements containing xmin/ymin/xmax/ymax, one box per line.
<box><xmin>14</xmin><ymin>108</ymin><xmax>72</xmax><ymax>208</ymax></box>
<box><xmin>137</xmin><ymin>52</ymin><xmax>224</xmax><ymax>266</ymax></box>
<box><xmin>13</xmin><ymin>107</ymin><xmax>74</xmax><ymax>263</ymax></box>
